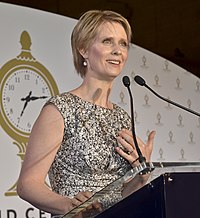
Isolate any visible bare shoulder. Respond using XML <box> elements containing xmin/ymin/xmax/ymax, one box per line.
<box><xmin>41</xmin><ymin>103</ymin><xmax>62</xmax><ymax>118</ymax></box>
<box><xmin>29</xmin><ymin>103</ymin><xmax>64</xmax><ymax>144</ymax></box>
<box><xmin>34</xmin><ymin>103</ymin><xmax>64</xmax><ymax>128</ymax></box>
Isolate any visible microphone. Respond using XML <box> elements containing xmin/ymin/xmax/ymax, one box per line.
<box><xmin>134</xmin><ymin>75</ymin><xmax>200</xmax><ymax>117</ymax></box>
<box><xmin>122</xmin><ymin>76</ymin><xmax>146</xmax><ymax>164</ymax></box>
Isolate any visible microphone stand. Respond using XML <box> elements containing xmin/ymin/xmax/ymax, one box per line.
<box><xmin>125</xmin><ymin>80</ymin><xmax>146</xmax><ymax>163</ymax></box>
<box><xmin>123</xmin><ymin>76</ymin><xmax>154</xmax><ymax>175</ymax></box>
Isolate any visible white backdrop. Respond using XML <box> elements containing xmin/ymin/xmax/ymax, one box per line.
<box><xmin>0</xmin><ymin>3</ymin><xmax>199</xmax><ymax>217</ymax></box>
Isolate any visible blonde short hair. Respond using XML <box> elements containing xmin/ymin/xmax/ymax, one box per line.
<box><xmin>71</xmin><ymin>10</ymin><xmax>132</xmax><ymax>77</ymax></box>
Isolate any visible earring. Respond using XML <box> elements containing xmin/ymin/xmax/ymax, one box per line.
<box><xmin>83</xmin><ymin>60</ymin><xmax>87</xmax><ymax>66</ymax></box>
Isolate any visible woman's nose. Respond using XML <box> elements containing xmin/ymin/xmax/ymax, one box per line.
<box><xmin>111</xmin><ymin>48</ymin><xmax>122</xmax><ymax>55</ymax></box>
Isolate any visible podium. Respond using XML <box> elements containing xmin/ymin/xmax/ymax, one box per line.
<box><xmin>96</xmin><ymin>172</ymin><xmax>200</xmax><ymax>218</ymax></box>
<box><xmin>62</xmin><ymin>162</ymin><xmax>200</xmax><ymax>218</ymax></box>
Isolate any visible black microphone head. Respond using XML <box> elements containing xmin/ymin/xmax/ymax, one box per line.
<box><xmin>122</xmin><ymin>76</ymin><xmax>130</xmax><ymax>87</ymax></box>
<box><xmin>134</xmin><ymin>75</ymin><xmax>146</xmax><ymax>86</ymax></box>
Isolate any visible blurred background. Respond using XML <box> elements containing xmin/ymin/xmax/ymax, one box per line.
<box><xmin>1</xmin><ymin>0</ymin><xmax>199</xmax><ymax>78</ymax></box>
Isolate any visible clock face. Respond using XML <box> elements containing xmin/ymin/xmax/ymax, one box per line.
<box><xmin>1</xmin><ymin>67</ymin><xmax>53</xmax><ymax>136</ymax></box>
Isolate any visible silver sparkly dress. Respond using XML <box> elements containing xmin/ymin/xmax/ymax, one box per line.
<box><xmin>47</xmin><ymin>92</ymin><xmax>132</xmax><ymax>200</ymax></box>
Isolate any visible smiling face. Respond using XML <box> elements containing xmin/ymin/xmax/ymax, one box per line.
<box><xmin>81</xmin><ymin>22</ymin><xmax>129</xmax><ymax>81</ymax></box>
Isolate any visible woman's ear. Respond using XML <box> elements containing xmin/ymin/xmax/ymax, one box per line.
<box><xmin>79</xmin><ymin>48</ymin><xmax>88</xmax><ymax>59</ymax></box>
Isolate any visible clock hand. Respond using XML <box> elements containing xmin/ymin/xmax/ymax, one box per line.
<box><xmin>20</xmin><ymin>92</ymin><xmax>49</xmax><ymax>117</ymax></box>
<box><xmin>29</xmin><ymin>95</ymin><xmax>49</xmax><ymax>101</ymax></box>
<box><xmin>20</xmin><ymin>91</ymin><xmax>32</xmax><ymax>117</ymax></box>
<box><xmin>21</xmin><ymin>91</ymin><xmax>32</xmax><ymax>101</ymax></box>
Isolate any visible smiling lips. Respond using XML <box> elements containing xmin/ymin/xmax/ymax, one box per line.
<box><xmin>107</xmin><ymin>59</ymin><xmax>121</xmax><ymax>65</ymax></box>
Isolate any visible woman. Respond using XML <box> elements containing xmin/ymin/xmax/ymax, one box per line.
<box><xmin>17</xmin><ymin>10</ymin><xmax>156</xmax><ymax>217</ymax></box>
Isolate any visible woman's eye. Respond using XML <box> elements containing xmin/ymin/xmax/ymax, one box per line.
<box><xmin>120</xmin><ymin>41</ymin><xmax>128</xmax><ymax>48</ymax></box>
<box><xmin>103</xmin><ymin>39</ymin><xmax>112</xmax><ymax>44</ymax></box>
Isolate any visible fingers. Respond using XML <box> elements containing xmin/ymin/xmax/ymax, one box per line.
<box><xmin>116</xmin><ymin>129</ymin><xmax>138</xmax><ymax>163</ymax></box>
<box><xmin>116</xmin><ymin>135</ymin><xmax>134</xmax><ymax>154</ymax></box>
<box><xmin>147</xmin><ymin>131</ymin><xmax>156</xmax><ymax>146</ymax></box>
<box><xmin>137</xmin><ymin>130</ymin><xmax>156</xmax><ymax>161</ymax></box>
<box><xmin>117</xmin><ymin>129</ymin><xmax>135</xmax><ymax>151</ymax></box>
<box><xmin>91</xmin><ymin>201</ymin><xmax>102</xmax><ymax>211</ymax></box>
<box><xmin>116</xmin><ymin>129</ymin><xmax>156</xmax><ymax>164</ymax></box>
<box><xmin>71</xmin><ymin>191</ymin><xmax>93</xmax><ymax>207</ymax></box>
<box><xmin>118</xmin><ymin>129</ymin><xmax>133</xmax><ymax>143</ymax></box>
<box><xmin>115</xmin><ymin>145</ymin><xmax>133</xmax><ymax>159</ymax></box>
<box><xmin>71</xmin><ymin>191</ymin><xmax>102</xmax><ymax>214</ymax></box>
<box><xmin>145</xmin><ymin>131</ymin><xmax>156</xmax><ymax>161</ymax></box>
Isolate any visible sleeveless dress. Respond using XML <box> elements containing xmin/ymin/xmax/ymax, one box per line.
<box><xmin>47</xmin><ymin>92</ymin><xmax>132</xmax><ymax>216</ymax></box>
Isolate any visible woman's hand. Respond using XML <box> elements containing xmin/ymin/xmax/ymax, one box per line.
<box><xmin>115</xmin><ymin>129</ymin><xmax>156</xmax><ymax>197</ymax></box>
<box><xmin>116</xmin><ymin>129</ymin><xmax>156</xmax><ymax>166</ymax></box>
<box><xmin>71</xmin><ymin>191</ymin><xmax>101</xmax><ymax>212</ymax></box>
<box><xmin>71</xmin><ymin>191</ymin><xmax>93</xmax><ymax>207</ymax></box>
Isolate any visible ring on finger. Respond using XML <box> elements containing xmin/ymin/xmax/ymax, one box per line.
<box><xmin>127</xmin><ymin>150</ymin><xmax>133</xmax><ymax>155</ymax></box>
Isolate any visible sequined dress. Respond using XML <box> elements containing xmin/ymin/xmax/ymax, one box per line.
<box><xmin>47</xmin><ymin>92</ymin><xmax>132</xmax><ymax>215</ymax></box>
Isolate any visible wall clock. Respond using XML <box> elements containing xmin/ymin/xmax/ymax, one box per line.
<box><xmin>0</xmin><ymin>30</ymin><xmax>59</xmax><ymax>195</ymax></box>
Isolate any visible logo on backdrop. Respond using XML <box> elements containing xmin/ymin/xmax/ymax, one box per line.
<box><xmin>0</xmin><ymin>30</ymin><xmax>59</xmax><ymax>196</ymax></box>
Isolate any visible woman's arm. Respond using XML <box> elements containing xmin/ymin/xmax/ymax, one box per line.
<box><xmin>17</xmin><ymin>103</ymin><xmax>101</xmax><ymax>215</ymax></box>
<box><xmin>17</xmin><ymin>104</ymin><xmax>73</xmax><ymax>215</ymax></box>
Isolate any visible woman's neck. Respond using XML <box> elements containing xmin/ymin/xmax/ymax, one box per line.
<box><xmin>70</xmin><ymin>78</ymin><xmax>113</xmax><ymax>109</ymax></box>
